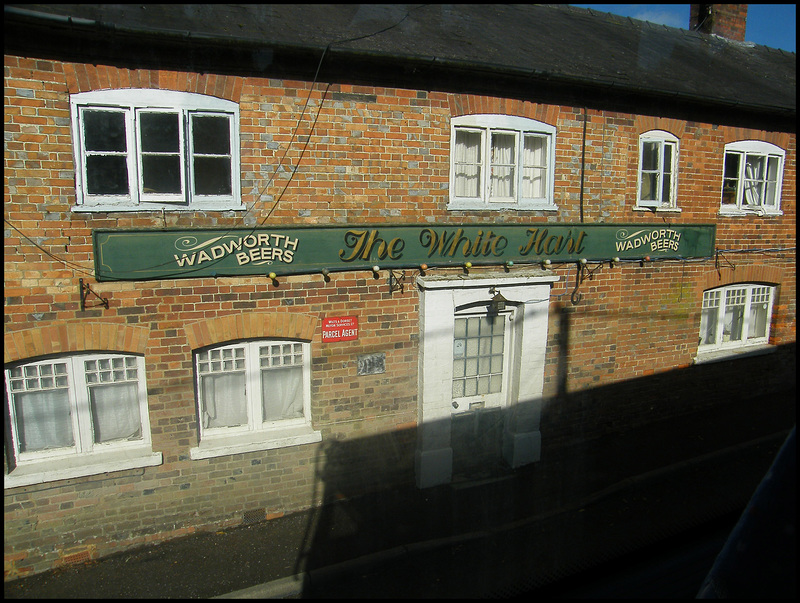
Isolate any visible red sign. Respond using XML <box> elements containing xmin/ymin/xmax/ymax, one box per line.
<box><xmin>322</xmin><ymin>316</ymin><xmax>359</xmax><ymax>342</ymax></box>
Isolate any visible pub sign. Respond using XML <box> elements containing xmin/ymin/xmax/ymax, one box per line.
<box><xmin>93</xmin><ymin>223</ymin><xmax>716</xmax><ymax>281</ymax></box>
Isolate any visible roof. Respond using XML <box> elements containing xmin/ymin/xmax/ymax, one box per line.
<box><xmin>4</xmin><ymin>4</ymin><xmax>796</xmax><ymax>129</ymax></box>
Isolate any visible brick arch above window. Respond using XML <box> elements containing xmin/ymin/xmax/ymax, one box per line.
<box><xmin>697</xmin><ymin>264</ymin><xmax>783</xmax><ymax>296</ymax></box>
<box><xmin>721</xmin><ymin>127</ymin><xmax>790</xmax><ymax>149</ymax></box>
<box><xmin>447</xmin><ymin>94</ymin><xmax>559</xmax><ymax>127</ymax></box>
<box><xmin>184</xmin><ymin>313</ymin><xmax>318</xmax><ymax>350</ymax></box>
<box><xmin>62</xmin><ymin>63</ymin><xmax>243</xmax><ymax>102</ymax></box>
<box><xmin>4</xmin><ymin>323</ymin><xmax>150</xmax><ymax>364</ymax></box>
<box><xmin>634</xmin><ymin>116</ymin><xmax>685</xmax><ymax>138</ymax></box>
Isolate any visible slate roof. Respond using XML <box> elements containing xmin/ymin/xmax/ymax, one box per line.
<box><xmin>4</xmin><ymin>4</ymin><xmax>796</xmax><ymax>127</ymax></box>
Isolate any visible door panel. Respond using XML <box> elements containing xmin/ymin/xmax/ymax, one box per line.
<box><xmin>451</xmin><ymin>309</ymin><xmax>514</xmax><ymax>414</ymax></box>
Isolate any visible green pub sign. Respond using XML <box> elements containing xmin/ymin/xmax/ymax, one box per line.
<box><xmin>93</xmin><ymin>223</ymin><xmax>716</xmax><ymax>281</ymax></box>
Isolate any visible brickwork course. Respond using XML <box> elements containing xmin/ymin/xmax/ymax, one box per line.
<box><xmin>3</xmin><ymin>4</ymin><xmax>796</xmax><ymax>582</ymax></box>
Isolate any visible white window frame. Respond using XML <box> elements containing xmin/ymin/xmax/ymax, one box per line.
<box><xmin>70</xmin><ymin>89</ymin><xmax>241</xmax><ymax>212</ymax></box>
<box><xmin>696</xmin><ymin>283</ymin><xmax>776</xmax><ymax>362</ymax></box>
<box><xmin>636</xmin><ymin>130</ymin><xmax>680</xmax><ymax>211</ymax></box>
<box><xmin>719</xmin><ymin>141</ymin><xmax>784</xmax><ymax>216</ymax></box>
<box><xmin>189</xmin><ymin>339</ymin><xmax>321</xmax><ymax>460</ymax></box>
<box><xmin>449</xmin><ymin>114</ymin><xmax>557</xmax><ymax>211</ymax></box>
<box><xmin>4</xmin><ymin>353</ymin><xmax>161</xmax><ymax>489</ymax></box>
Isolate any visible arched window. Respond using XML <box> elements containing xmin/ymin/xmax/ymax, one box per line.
<box><xmin>70</xmin><ymin>89</ymin><xmax>241</xmax><ymax>211</ymax></box>
<box><xmin>4</xmin><ymin>352</ymin><xmax>160</xmax><ymax>487</ymax></box>
<box><xmin>720</xmin><ymin>141</ymin><xmax>784</xmax><ymax>215</ymax></box>
<box><xmin>637</xmin><ymin>130</ymin><xmax>679</xmax><ymax>210</ymax></box>
<box><xmin>190</xmin><ymin>339</ymin><xmax>320</xmax><ymax>459</ymax></box>
<box><xmin>449</xmin><ymin>114</ymin><xmax>557</xmax><ymax>210</ymax></box>
<box><xmin>699</xmin><ymin>283</ymin><xmax>776</xmax><ymax>351</ymax></box>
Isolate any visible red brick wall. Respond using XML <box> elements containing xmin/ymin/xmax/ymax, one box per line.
<box><xmin>690</xmin><ymin>4</ymin><xmax>748</xmax><ymax>41</ymax></box>
<box><xmin>4</xmin><ymin>56</ymin><xmax>796</xmax><ymax>578</ymax></box>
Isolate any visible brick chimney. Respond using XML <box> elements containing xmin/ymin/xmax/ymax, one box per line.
<box><xmin>690</xmin><ymin>4</ymin><xmax>748</xmax><ymax>42</ymax></box>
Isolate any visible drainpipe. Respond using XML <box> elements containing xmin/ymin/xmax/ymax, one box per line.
<box><xmin>579</xmin><ymin>106</ymin><xmax>587</xmax><ymax>223</ymax></box>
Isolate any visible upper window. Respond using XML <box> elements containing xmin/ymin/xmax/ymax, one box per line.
<box><xmin>449</xmin><ymin>115</ymin><xmax>557</xmax><ymax>210</ymax></box>
<box><xmin>637</xmin><ymin>131</ymin><xmax>678</xmax><ymax>210</ymax></box>
<box><xmin>190</xmin><ymin>339</ymin><xmax>320</xmax><ymax>459</ymax></box>
<box><xmin>4</xmin><ymin>353</ymin><xmax>160</xmax><ymax>487</ymax></box>
<box><xmin>698</xmin><ymin>284</ymin><xmax>776</xmax><ymax>352</ymax></box>
<box><xmin>70</xmin><ymin>89</ymin><xmax>241</xmax><ymax>211</ymax></box>
<box><xmin>720</xmin><ymin>141</ymin><xmax>784</xmax><ymax>215</ymax></box>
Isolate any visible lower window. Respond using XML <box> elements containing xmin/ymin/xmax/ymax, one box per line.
<box><xmin>191</xmin><ymin>339</ymin><xmax>319</xmax><ymax>458</ymax></box>
<box><xmin>698</xmin><ymin>284</ymin><xmax>775</xmax><ymax>351</ymax></box>
<box><xmin>4</xmin><ymin>353</ymin><xmax>160</xmax><ymax>487</ymax></box>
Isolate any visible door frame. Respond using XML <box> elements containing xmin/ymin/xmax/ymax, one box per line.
<box><xmin>415</xmin><ymin>270</ymin><xmax>558</xmax><ymax>488</ymax></box>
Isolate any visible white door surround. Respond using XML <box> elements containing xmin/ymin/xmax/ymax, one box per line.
<box><xmin>415</xmin><ymin>270</ymin><xmax>558</xmax><ymax>488</ymax></box>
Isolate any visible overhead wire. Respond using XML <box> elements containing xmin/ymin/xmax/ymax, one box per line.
<box><xmin>5</xmin><ymin>4</ymin><xmax>428</xmax><ymax>282</ymax></box>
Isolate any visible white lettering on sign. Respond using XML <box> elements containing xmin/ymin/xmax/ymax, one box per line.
<box><xmin>173</xmin><ymin>234</ymin><xmax>299</xmax><ymax>267</ymax></box>
<box><xmin>614</xmin><ymin>228</ymin><xmax>682</xmax><ymax>253</ymax></box>
<box><xmin>322</xmin><ymin>316</ymin><xmax>359</xmax><ymax>342</ymax></box>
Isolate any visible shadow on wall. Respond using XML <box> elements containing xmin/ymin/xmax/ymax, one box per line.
<box><xmin>294</xmin><ymin>341</ymin><xmax>795</xmax><ymax>597</ymax></box>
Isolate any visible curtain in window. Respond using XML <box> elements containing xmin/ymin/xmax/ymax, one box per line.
<box><xmin>201</xmin><ymin>372</ymin><xmax>247</xmax><ymax>428</ymax></box>
<box><xmin>748</xmin><ymin>287</ymin><xmax>771</xmax><ymax>339</ymax></box>
<box><xmin>722</xmin><ymin>288</ymin><xmax>747</xmax><ymax>343</ymax></box>
<box><xmin>522</xmin><ymin>135</ymin><xmax>546</xmax><ymax>198</ymax></box>
<box><xmin>261</xmin><ymin>366</ymin><xmax>303</xmax><ymax>421</ymax></box>
<box><xmin>490</xmin><ymin>133</ymin><xmax>515</xmax><ymax>199</ymax></box>
<box><xmin>454</xmin><ymin>129</ymin><xmax>481</xmax><ymax>197</ymax></box>
<box><xmin>13</xmin><ymin>389</ymin><xmax>74</xmax><ymax>452</ymax></box>
<box><xmin>699</xmin><ymin>290</ymin><xmax>720</xmax><ymax>345</ymax></box>
<box><xmin>742</xmin><ymin>155</ymin><xmax>765</xmax><ymax>205</ymax></box>
<box><xmin>89</xmin><ymin>382</ymin><xmax>142</xmax><ymax>443</ymax></box>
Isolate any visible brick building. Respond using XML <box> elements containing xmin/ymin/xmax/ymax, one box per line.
<box><xmin>4</xmin><ymin>4</ymin><xmax>795</xmax><ymax>579</ymax></box>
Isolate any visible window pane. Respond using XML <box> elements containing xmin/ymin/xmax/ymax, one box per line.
<box><xmin>661</xmin><ymin>172</ymin><xmax>671</xmax><ymax>204</ymax></box>
<box><xmin>142</xmin><ymin>155</ymin><xmax>182</xmax><ymax>194</ymax></box>
<box><xmin>490</xmin><ymin>132</ymin><xmax>515</xmax><ymax>199</ymax></box>
<box><xmin>261</xmin><ymin>366</ymin><xmax>304</xmax><ymax>421</ymax></box>
<box><xmin>742</xmin><ymin>155</ymin><xmax>765</xmax><ymax>205</ymax></box>
<box><xmin>13</xmin><ymin>389</ymin><xmax>74</xmax><ymax>452</ymax></box>
<box><xmin>140</xmin><ymin>113</ymin><xmax>180</xmax><ymax>153</ymax></box>
<box><xmin>89</xmin><ymin>382</ymin><xmax>142</xmax><ymax>443</ymax></box>
<box><xmin>764</xmin><ymin>156</ymin><xmax>780</xmax><ymax>206</ymax></box>
<box><xmin>661</xmin><ymin>143</ymin><xmax>673</xmax><ymax>204</ymax></box>
<box><xmin>641</xmin><ymin>141</ymin><xmax>659</xmax><ymax>171</ymax></box>
<box><xmin>748</xmin><ymin>287</ymin><xmax>771</xmax><ymax>339</ymax></box>
<box><xmin>699</xmin><ymin>307</ymin><xmax>718</xmax><ymax>345</ymax></box>
<box><xmin>640</xmin><ymin>173</ymin><xmax>657</xmax><ymax>201</ymax></box>
<box><xmin>663</xmin><ymin>144</ymin><xmax>673</xmax><ymax>175</ymax></box>
<box><xmin>201</xmin><ymin>372</ymin><xmax>247</xmax><ymax>428</ymax></box>
<box><xmin>722</xmin><ymin>288</ymin><xmax>746</xmax><ymax>343</ymax></box>
<box><xmin>83</xmin><ymin>110</ymin><xmax>127</xmax><ymax>152</ymax></box>
<box><xmin>522</xmin><ymin>134</ymin><xmax>546</xmax><ymax>198</ymax></box>
<box><xmin>453</xmin><ymin>315</ymin><xmax>505</xmax><ymax>397</ymax></box>
<box><xmin>194</xmin><ymin>157</ymin><xmax>232</xmax><ymax>195</ymax></box>
<box><xmin>86</xmin><ymin>155</ymin><xmax>129</xmax><ymax>195</ymax></box>
<box><xmin>192</xmin><ymin>115</ymin><xmax>231</xmax><ymax>154</ymax></box>
<box><xmin>722</xmin><ymin>153</ymin><xmax>740</xmax><ymax>205</ymax></box>
<box><xmin>454</xmin><ymin>129</ymin><xmax>481</xmax><ymax>197</ymax></box>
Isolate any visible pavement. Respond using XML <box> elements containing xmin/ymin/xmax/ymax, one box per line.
<box><xmin>5</xmin><ymin>391</ymin><xmax>796</xmax><ymax>599</ymax></box>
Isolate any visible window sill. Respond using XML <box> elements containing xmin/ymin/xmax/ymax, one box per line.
<box><xmin>72</xmin><ymin>203</ymin><xmax>246</xmax><ymax>213</ymax></box>
<box><xmin>718</xmin><ymin>207</ymin><xmax>783</xmax><ymax>217</ymax></box>
<box><xmin>189</xmin><ymin>424</ymin><xmax>322</xmax><ymax>460</ymax></box>
<box><xmin>693</xmin><ymin>343</ymin><xmax>776</xmax><ymax>365</ymax></box>
<box><xmin>447</xmin><ymin>200</ymin><xmax>558</xmax><ymax>212</ymax></box>
<box><xmin>633</xmin><ymin>205</ymin><xmax>682</xmax><ymax>213</ymax></box>
<box><xmin>4</xmin><ymin>446</ymin><xmax>162</xmax><ymax>489</ymax></box>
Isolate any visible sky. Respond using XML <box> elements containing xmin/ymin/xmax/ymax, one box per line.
<box><xmin>571</xmin><ymin>4</ymin><xmax>796</xmax><ymax>52</ymax></box>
